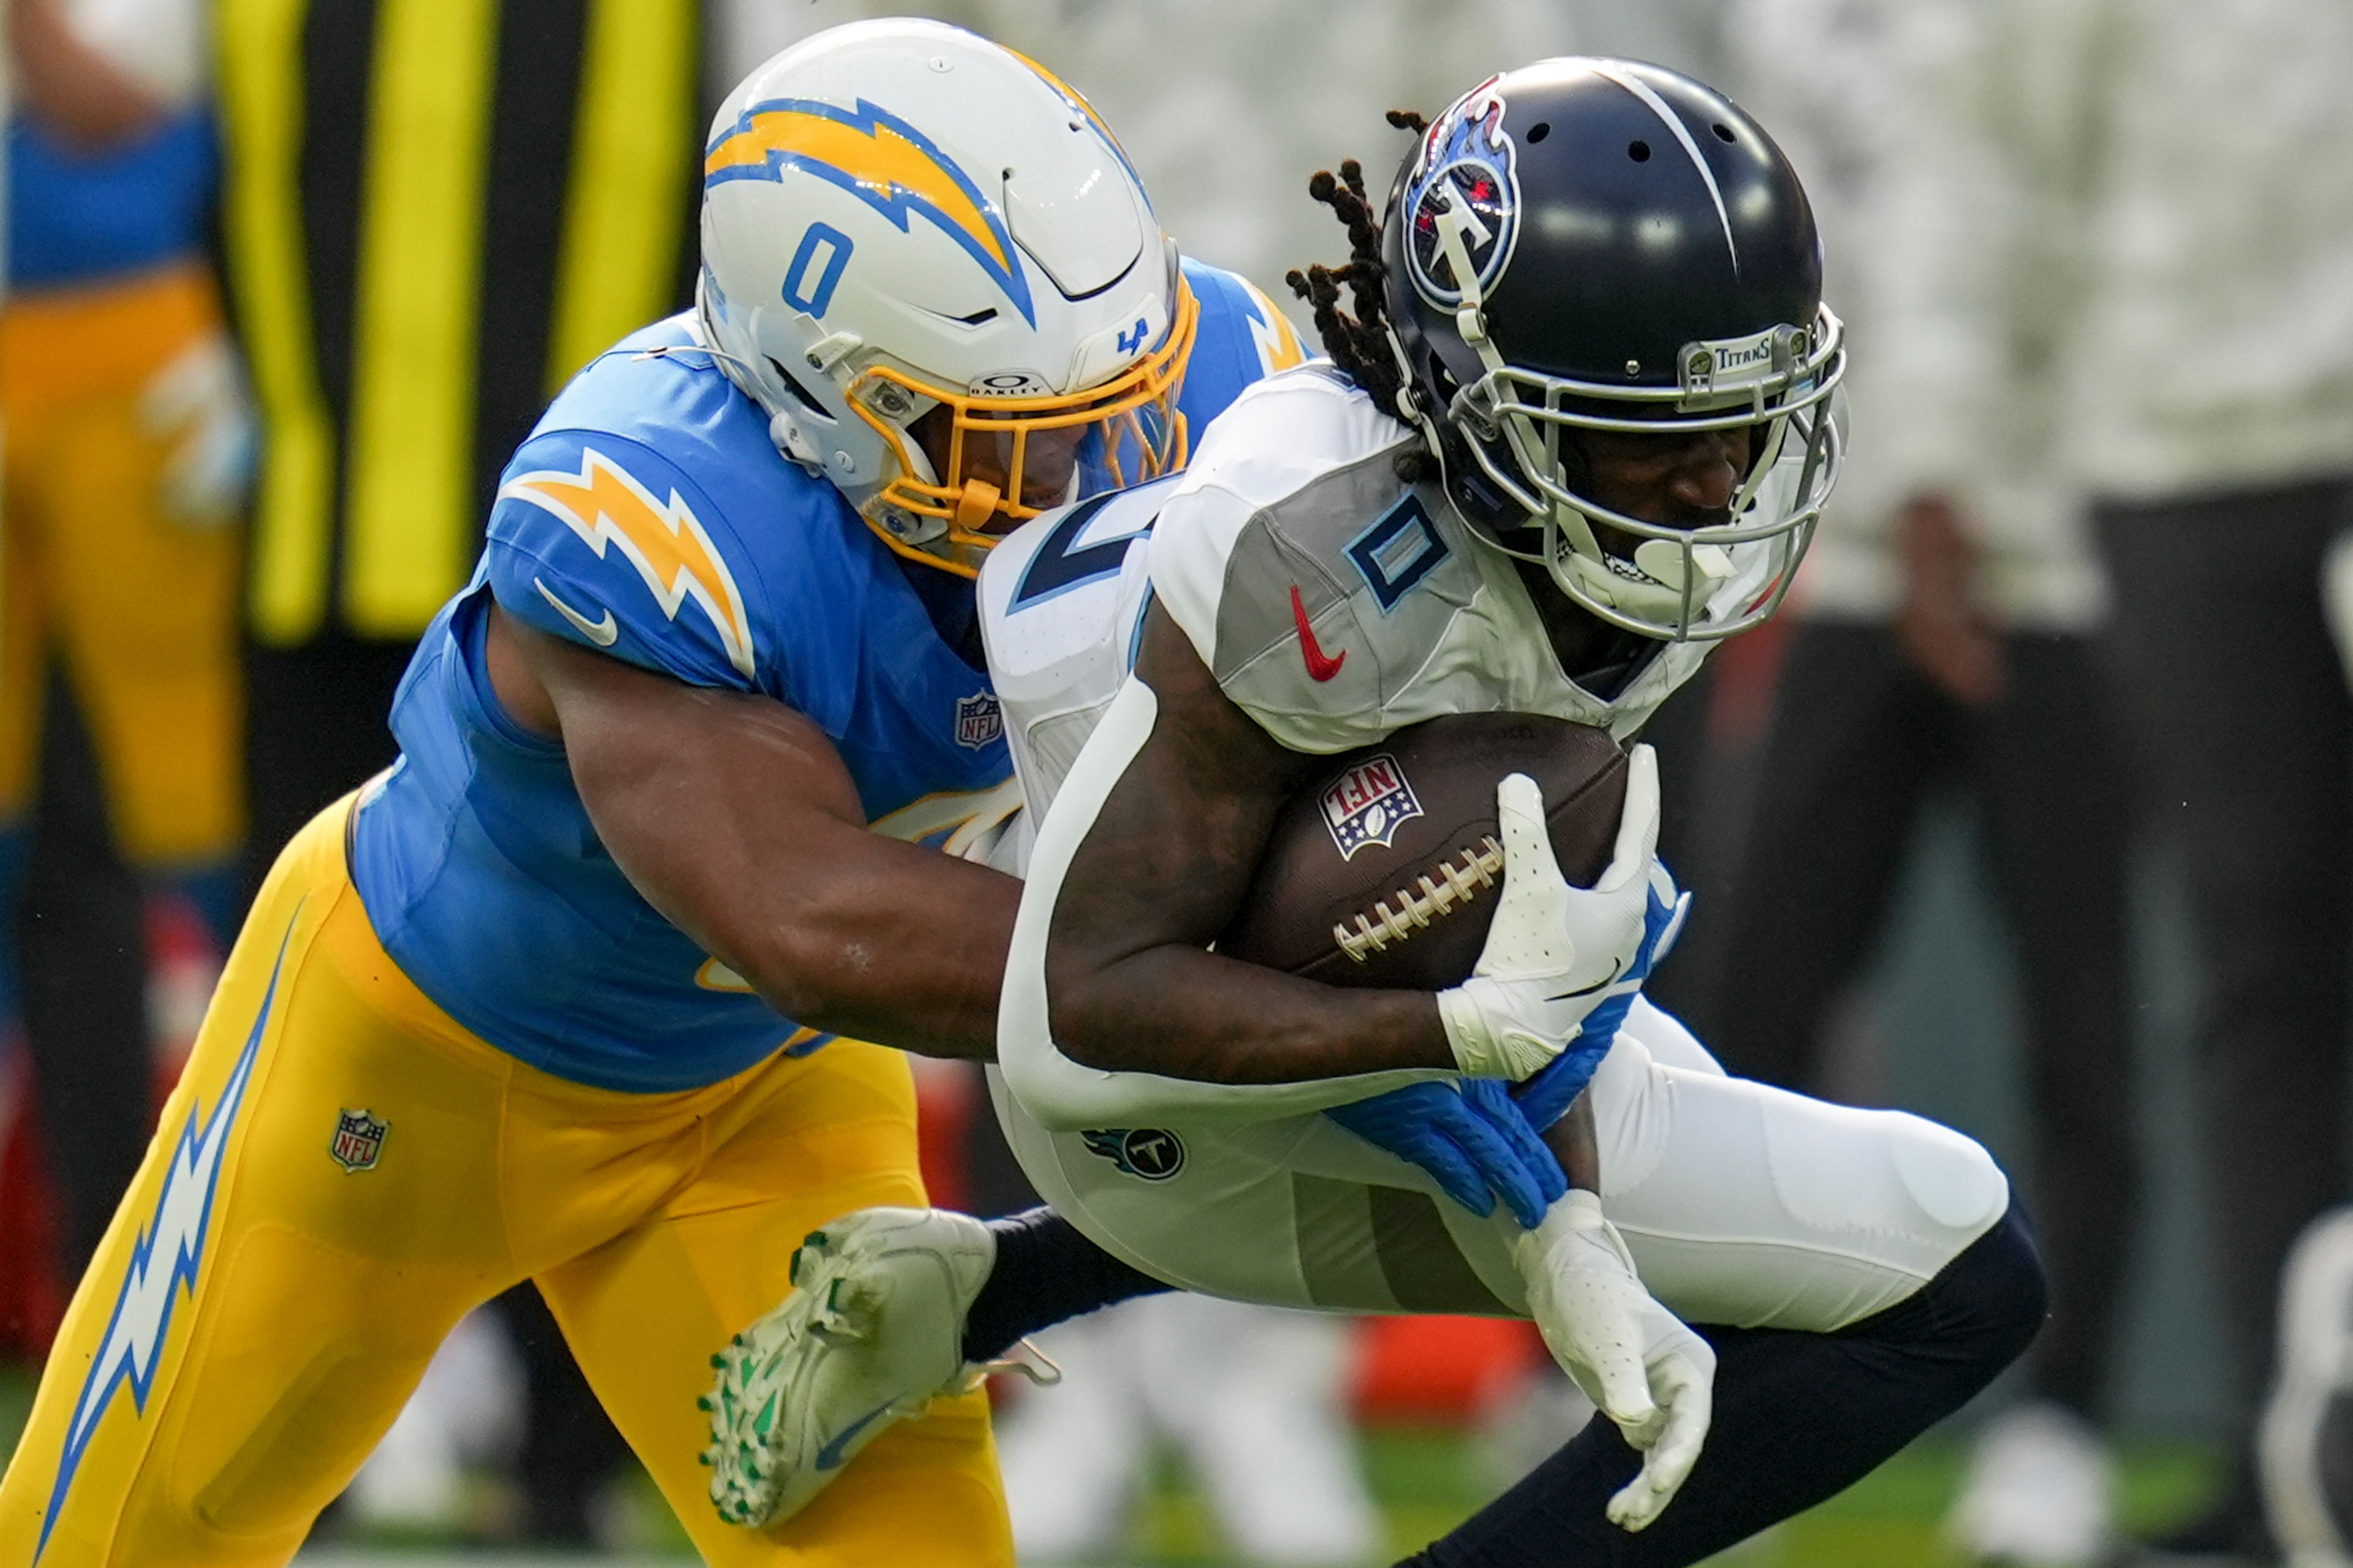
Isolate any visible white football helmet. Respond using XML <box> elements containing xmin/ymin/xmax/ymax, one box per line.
<box><xmin>699</xmin><ymin>20</ymin><xmax>1195</xmax><ymax>577</ymax></box>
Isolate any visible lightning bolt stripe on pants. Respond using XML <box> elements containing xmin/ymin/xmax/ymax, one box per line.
<box><xmin>36</xmin><ymin>912</ymin><xmax>297</xmax><ymax>1558</ymax></box>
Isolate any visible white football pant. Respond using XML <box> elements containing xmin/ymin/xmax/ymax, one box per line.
<box><xmin>995</xmin><ymin>998</ymin><xmax>2012</xmax><ymax>1336</ymax></box>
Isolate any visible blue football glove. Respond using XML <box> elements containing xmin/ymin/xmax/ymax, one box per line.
<box><xmin>1326</xmin><ymin>1080</ymin><xmax>1566</xmax><ymax>1229</ymax></box>
<box><xmin>1457</xmin><ymin>1077</ymin><xmax>1568</xmax><ymax>1224</ymax></box>
<box><xmin>1325</xmin><ymin>866</ymin><xmax>1691</xmax><ymax>1228</ymax></box>
<box><xmin>1514</xmin><ymin>862</ymin><xmax>1691</xmax><ymax>1132</ymax></box>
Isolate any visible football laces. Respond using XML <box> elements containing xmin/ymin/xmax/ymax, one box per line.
<box><xmin>1333</xmin><ymin>836</ymin><xmax>1506</xmax><ymax>961</ymax></box>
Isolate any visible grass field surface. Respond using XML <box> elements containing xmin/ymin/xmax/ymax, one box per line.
<box><xmin>0</xmin><ymin>1362</ymin><xmax>2222</xmax><ymax>1565</ymax></box>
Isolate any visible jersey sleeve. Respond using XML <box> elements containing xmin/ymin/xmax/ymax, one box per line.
<box><xmin>1173</xmin><ymin>259</ymin><xmax>1310</xmax><ymax>441</ymax></box>
<box><xmin>484</xmin><ymin>428</ymin><xmax>771</xmax><ymax>694</ymax></box>
<box><xmin>1149</xmin><ymin>371</ymin><xmax>1463</xmax><ymax>754</ymax></box>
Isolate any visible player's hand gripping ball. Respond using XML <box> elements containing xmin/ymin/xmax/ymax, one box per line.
<box><xmin>1229</xmin><ymin>714</ymin><xmax>1665</xmax><ymax>1218</ymax></box>
<box><xmin>1222</xmin><ymin>712</ymin><xmax>1659</xmax><ymax>1083</ymax></box>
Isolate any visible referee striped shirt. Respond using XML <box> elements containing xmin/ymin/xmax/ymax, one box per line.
<box><xmin>217</xmin><ymin>0</ymin><xmax>701</xmax><ymax>645</ymax></box>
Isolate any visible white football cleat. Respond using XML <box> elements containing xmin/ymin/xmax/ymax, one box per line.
<box><xmin>702</xmin><ymin>1206</ymin><xmax>1006</xmax><ymax>1528</ymax></box>
<box><xmin>1946</xmin><ymin>1401</ymin><xmax>2115</xmax><ymax>1567</ymax></box>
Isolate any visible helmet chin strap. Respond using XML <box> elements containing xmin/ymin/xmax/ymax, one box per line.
<box><xmin>1545</xmin><ymin>512</ymin><xmax>1731</xmax><ymax>627</ymax></box>
<box><xmin>768</xmin><ymin>409</ymin><xmax>825</xmax><ymax>474</ymax></box>
<box><xmin>661</xmin><ymin>300</ymin><xmax>871</xmax><ymax>486</ymax></box>
<box><xmin>1382</xmin><ymin>190</ymin><xmax>1510</xmax><ymax>488</ymax></box>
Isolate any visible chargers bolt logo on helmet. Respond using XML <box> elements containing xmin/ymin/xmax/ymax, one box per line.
<box><xmin>704</xmin><ymin>96</ymin><xmax>1036</xmax><ymax>328</ymax></box>
<box><xmin>1403</xmin><ymin>79</ymin><xmax>1520</xmax><ymax>311</ymax></box>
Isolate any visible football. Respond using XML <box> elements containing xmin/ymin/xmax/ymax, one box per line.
<box><xmin>1219</xmin><ymin>713</ymin><xmax>1629</xmax><ymax>991</ymax></box>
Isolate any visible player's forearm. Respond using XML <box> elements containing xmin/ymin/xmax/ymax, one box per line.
<box><xmin>1545</xmin><ymin>1094</ymin><xmax>1601</xmax><ymax>1192</ymax></box>
<box><xmin>528</xmin><ymin>616</ymin><xmax>1018</xmax><ymax>1061</ymax></box>
<box><xmin>607</xmin><ymin>790</ymin><xmax>1018</xmax><ymax>1061</ymax></box>
<box><xmin>1048</xmin><ymin>943</ymin><xmax>1457</xmax><ymax>1082</ymax></box>
<box><xmin>716</xmin><ymin>850</ymin><xmax>1018</xmax><ymax>1060</ymax></box>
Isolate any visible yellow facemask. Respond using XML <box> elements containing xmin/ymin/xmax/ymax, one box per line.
<box><xmin>854</xmin><ymin>279</ymin><xmax>1200</xmax><ymax>577</ymax></box>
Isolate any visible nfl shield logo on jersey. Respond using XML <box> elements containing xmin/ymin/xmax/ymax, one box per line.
<box><xmin>954</xmin><ymin>692</ymin><xmax>1003</xmax><ymax>749</ymax></box>
<box><xmin>329</xmin><ymin>1109</ymin><xmax>388</xmax><ymax>1173</ymax></box>
<box><xmin>1320</xmin><ymin>754</ymin><xmax>1423</xmax><ymax>859</ymax></box>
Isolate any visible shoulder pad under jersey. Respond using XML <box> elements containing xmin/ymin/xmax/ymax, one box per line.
<box><xmin>979</xmin><ymin>475</ymin><xmax>1176</xmax><ymax>814</ymax></box>
<box><xmin>1148</xmin><ymin>368</ymin><xmax>1710</xmax><ymax>748</ymax></box>
<box><xmin>1177</xmin><ymin>257</ymin><xmax>1309</xmax><ymax>403</ymax></box>
<box><xmin>482</xmin><ymin>319</ymin><xmax>833</xmax><ymax>699</ymax></box>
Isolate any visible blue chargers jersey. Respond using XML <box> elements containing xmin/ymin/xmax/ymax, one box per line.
<box><xmin>8</xmin><ymin>107</ymin><xmax>216</xmax><ymax>289</ymax></box>
<box><xmin>349</xmin><ymin>257</ymin><xmax>1305</xmax><ymax>1092</ymax></box>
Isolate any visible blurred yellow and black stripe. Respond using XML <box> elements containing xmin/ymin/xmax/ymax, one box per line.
<box><xmin>217</xmin><ymin>0</ymin><xmax>701</xmax><ymax>646</ymax></box>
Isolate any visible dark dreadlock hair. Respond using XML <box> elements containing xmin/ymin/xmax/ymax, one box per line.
<box><xmin>1285</xmin><ymin>110</ymin><xmax>1439</xmax><ymax>480</ymax></box>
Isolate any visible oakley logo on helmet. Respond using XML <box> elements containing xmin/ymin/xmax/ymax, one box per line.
<box><xmin>971</xmin><ymin>371</ymin><xmax>1045</xmax><ymax>397</ymax></box>
<box><xmin>1403</xmin><ymin>79</ymin><xmax>1520</xmax><ymax>310</ymax></box>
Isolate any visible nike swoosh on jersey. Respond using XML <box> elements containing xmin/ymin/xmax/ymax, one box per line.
<box><xmin>502</xmin><ymin>447</ymin><xmax>756</xmax><ymax>676</ymax></box>
<box><xmin>813</xmin><ymin>1401</ymin><xmax>895</xmax><ymax>1471</ymax></box>
<box><xmin>534</xmin><ymin>577</ymin><xmax>619</xmax><ymax>646</ymax></box>
<box><xmin>1289</xmin><ymin>584</ymin><xmax>1346</xmax><ymax>681</ymax></box>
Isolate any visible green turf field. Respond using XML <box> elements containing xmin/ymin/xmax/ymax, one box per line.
<box><xmin>0</xmin><ymin>1361</ymin><xmax>2224</xmax><ymax>1564</ymax></box>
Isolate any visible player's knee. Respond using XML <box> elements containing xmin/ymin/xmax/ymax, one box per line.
<box><xmin>1885</xmin><ymin>1110</ymin><xmax>2011</xmax><ymax>1238</ymax></box>
<box><xmin>1888</xmin><ymin>1202</ymin><xmax>2048</xmax><ymax>1378</ymax></box>
<box><xmin>1972</xmin><ymin>1203</ymin><xmax>2052</xmax><ymax>1368</ymax></box>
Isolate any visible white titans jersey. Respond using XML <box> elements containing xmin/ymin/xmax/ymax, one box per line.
<box><xmin>1148</xmin><ymin>366</ymin><xmax>1711</xmax><ymax>754</ymax></box>
<box><xmin>979</xmin><ymin>364</ymin><xmax>1713</xmax><ymax>818</ymax></box>
<box><xmin>979</xmin><ymin>366</ymin><xmax>2011</xmax><ymax>1328</ymax></box>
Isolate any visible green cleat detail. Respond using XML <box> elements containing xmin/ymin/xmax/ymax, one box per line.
<box><xmin>700</xmin><ymin>1207</ymin><xmax>996</xmax><ymax>1532</ymax></box>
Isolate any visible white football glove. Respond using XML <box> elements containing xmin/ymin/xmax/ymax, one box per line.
<box><xmin>1515</xmin><ymin>1189</ymin><xmax>1715</xmax><ymax>1531</ymax></box>
<box><xmin>1436</xmin><ymin>745</ymin><xmax>1661</xmax><ymax>1081</ymax></box>
<box><xmin>138</xmin><ymin>330</ymin><xmax>256</xmax><ymax>529</ymax></box>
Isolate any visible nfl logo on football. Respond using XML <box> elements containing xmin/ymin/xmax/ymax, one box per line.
<box><xmin>954</xmin><ymin>691</ymin><xmax>1002</xmax><ymax>749</ymax></box>
<box><xmin>1320</xmin><ymin>754</ymin><xmax>1423</xmax><ymax>859</ymax></box>
<box><xmin>329</xmin><ymin>1109</ymin><xmax>388</xmax><ymax>1173</ymax></box>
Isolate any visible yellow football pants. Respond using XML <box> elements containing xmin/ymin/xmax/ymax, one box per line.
<box><xmin>0</xmin><ymin>261</ymin><xmax>243</xmax><ymax>865</ymax></box>
<box><xmin>0</xmin><ymin>798</ymin><xmax>1011</xmax><ymax>1566</ymax></box>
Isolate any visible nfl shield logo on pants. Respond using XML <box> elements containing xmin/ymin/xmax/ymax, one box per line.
<box><xmin>329</xmin><ymin>1108</ymin><xmax>388</xmax><ymax>1173</ymax></box>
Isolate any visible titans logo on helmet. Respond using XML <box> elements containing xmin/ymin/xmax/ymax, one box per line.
<box><xmin>1403</xmin><ymin>77</ymin><xmax>1521</xmax><ymax>310</ymax></box>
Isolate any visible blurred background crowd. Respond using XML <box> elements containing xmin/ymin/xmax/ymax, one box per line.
<box><xmin>2</xmin><ymin>0</ymin><xmax>2351</xmax><ymax>1564</ymax></box>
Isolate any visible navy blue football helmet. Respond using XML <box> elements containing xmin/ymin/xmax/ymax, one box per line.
<box><xmin>1380</xmin><ymin>58</ymin><xmax>1845</xmax><ymax>640</ymax></box>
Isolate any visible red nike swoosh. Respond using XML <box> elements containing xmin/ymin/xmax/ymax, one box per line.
<box><xmin>1290</xmin><ymin>584</ymin><xmax>1346</xmax><ymax>681</ymax></box>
